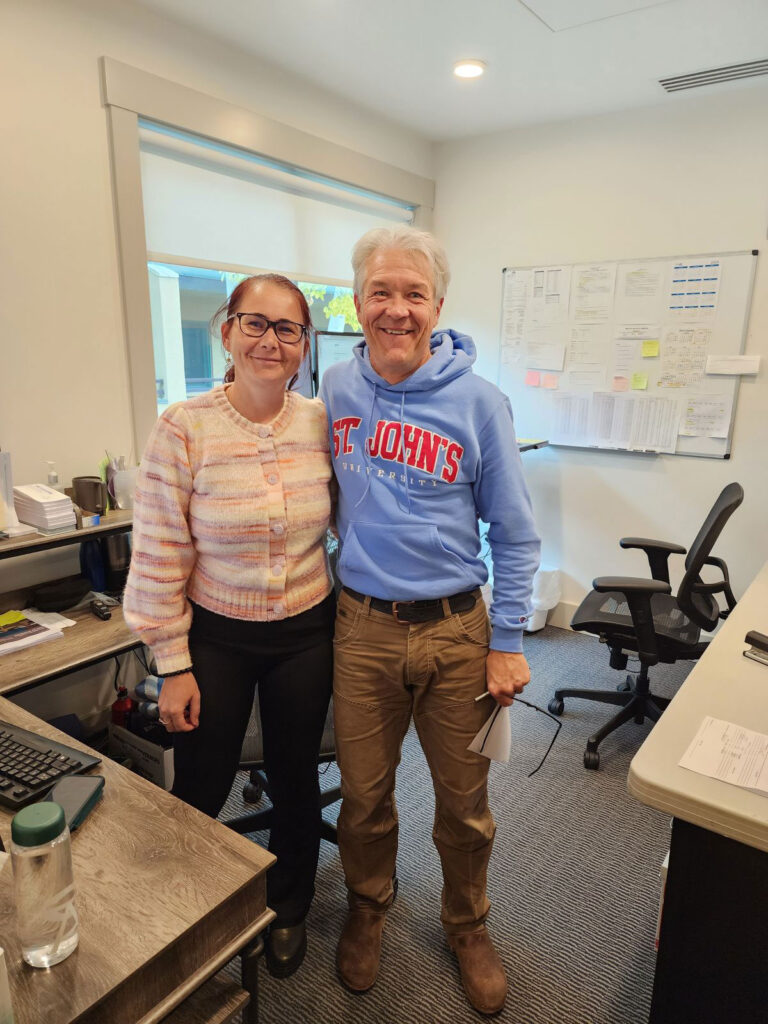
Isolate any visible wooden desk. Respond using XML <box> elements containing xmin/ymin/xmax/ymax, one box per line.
<box><xmin>0</xmin><ymin>699</ymin><xmax>275</xmax><ymax>1024</ymax></box>
<box><xmin>628</xmin><ymin>560</ymin><xmax>768</xmax><ymax>1023</ymax></box>
<box><xmin>0</xmin><ymin>511</ymin><xmax>141</xmax><ymax>695</ymax></box>
<box><xmin>0</xmin><ymin>510</ymin><xmax>133</xmax><ymax>561</ymax></box>
<box><xmin>0</xmin><ymin>603</ymin><xmax>141</xmax><ymax>696</ymax></box>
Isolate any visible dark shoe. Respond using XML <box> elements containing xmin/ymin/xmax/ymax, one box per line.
<box><xmin>448</xmin><ymin>927</ymin><xmax>507</xmax><ymax>1015</ymax></box>
<box><xmin>336</xmin><ymin>909</ymin><xmax>386</xmax><ymax>992</ymax></box>
<box><xmin>266</xmin><ymin>920</ymin><xmax>307</xmax><ymax>978</ymax></box>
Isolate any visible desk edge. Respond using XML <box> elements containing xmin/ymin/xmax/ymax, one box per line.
<box><xmin>134</xmin><ymin>908</ymin><xmax>275</xmax><ymax>1024</ymax></box>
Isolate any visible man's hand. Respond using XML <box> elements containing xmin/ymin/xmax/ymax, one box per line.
<box><xmin>485</xmin><ymin>651</ymin><xmax>531</xmax><ymax>707</ymax></box>
<box><xmin>158</xmin><ymin>672</ymin><xmax>201</xmax><ymax>732</ymax></box>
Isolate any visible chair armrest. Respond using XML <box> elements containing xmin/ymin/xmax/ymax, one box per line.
<box><xmin>593</xmin><ymin>576</ymin><xmax>671</xmax><ymax>596</ymax></box>
<box><xmin>698</xmin><ymin>556</ymin><xmax>738</xmax><ymax>617</ymax></box>
<box><xmin>619</xmin><ymin>538</ymin><xmax>687</xmax><ymax>584</ymax></box>
<box><xmin>593</xmin><ymin>576</ymin><xmax>671</xmax><ymax>665</ymax></box>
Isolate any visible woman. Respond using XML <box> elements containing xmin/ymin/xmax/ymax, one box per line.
<box><xmin>123</xmin><ymin>274</ymin><xmax>335</xmax><ymax>978</ymax></box>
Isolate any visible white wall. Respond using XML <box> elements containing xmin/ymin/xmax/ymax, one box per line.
<box><xmin>0</xmin><ymin>0</ymin><xmax>432</xmax><ymax>493</ymax></box>
<box><xmin>434</xmin><ymin>84</ymin><xmax>768</xmax><ymax>615</ymax></box>
<box><xmin>0</xmin><ymin>0</ymin><xmax>431</xmax><ymax>722</ymax></box>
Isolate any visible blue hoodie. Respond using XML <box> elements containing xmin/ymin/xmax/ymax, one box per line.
<box><xmin>319</xmin><ymin>329</ymin><xmax>540</xmax><ymax>652</ymax></box>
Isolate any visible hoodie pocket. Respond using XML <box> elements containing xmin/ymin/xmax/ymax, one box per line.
<box><xmin>339</xmin><ymin>522</ymin><xmax>476</xmax><ymax>594</ymax></box>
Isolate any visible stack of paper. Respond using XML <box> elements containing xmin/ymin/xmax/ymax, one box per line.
<box><xmin>13</xmin><ymin>484</ymin><xmax>76</xmax><ymax>531</ymax></box>
<box><xmin>0</xmin><ymin>610</ymin><xmax>64</xmax><ymax>656</ymax></box>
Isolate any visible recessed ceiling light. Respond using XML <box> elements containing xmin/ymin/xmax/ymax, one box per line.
<box><xmin>454</xmin><ymin>59</ymin><xmax>486</xmax><ymax>79</ymax></box>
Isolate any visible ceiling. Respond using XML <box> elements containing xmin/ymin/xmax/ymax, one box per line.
<box><xmin>133</xmin><ymin>0</ymin><xmax>768</xmax><ymax>140</ymax></box>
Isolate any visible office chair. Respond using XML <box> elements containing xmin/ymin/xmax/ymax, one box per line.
<box><xmin>548</xmin><ymin>482</ymin><xmax>743</xmax><ymax>770</ymax></box>
<box><xmin>225</xmin><ymin>696</ymin><xmax>340</xmax><ymax>843</ymax></box>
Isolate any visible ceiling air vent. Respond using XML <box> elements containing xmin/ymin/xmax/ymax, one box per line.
<box><xmin>660</xmin><ymin>58</ymin><xmax>768</xmax><ymax>93</ymax></box>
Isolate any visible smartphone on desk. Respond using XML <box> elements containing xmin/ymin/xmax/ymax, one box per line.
<box><xmin>46</xmin><ymin>776</ymin><xmax>105</xmax><ymax>832</ymax></box>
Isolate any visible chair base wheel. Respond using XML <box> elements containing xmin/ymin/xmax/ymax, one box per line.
<box><xmin>548</xmin><ymin>697</ymin><xmax>564</xmax><ymax>716</ymax></box>
<box><xmin>584</xmin><ymin>750</ymin><xmax>600</xmax><ymax>770</ymax></box>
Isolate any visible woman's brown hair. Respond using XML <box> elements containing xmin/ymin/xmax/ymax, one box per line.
<box><xmin>211</xmin><ymin>273</ymin><xmax>313</xmax><ymax>387</ymax></box>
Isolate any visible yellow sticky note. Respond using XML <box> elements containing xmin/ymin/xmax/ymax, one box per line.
<box><xmin>642</xmin><ymin>339</ymin><xmax>659</xmax><ymax>357</ymax></box>
<box><xmin>0</xmin><ymin>610</ymin><xmax>26</xmax><ymax>630</ymax></box>
<box><xmin>525</xmin><ymin>370</ymin><xmax>540</xmax><ymax>387</ymax></box>
<box><xmin>542</xmin><ymin>373</ymin><xmax>559</xmax><ymax>389</ymax></box>
<box><xmin>631</xmin><ymin>373</ymin><xmax>648</xmax><ymax>390</ymax></box>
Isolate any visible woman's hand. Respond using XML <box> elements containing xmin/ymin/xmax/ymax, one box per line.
<box><xmin>158</xmin><ymin>672</ymin><xmax>201</xmax><ymax>732</ymax></box>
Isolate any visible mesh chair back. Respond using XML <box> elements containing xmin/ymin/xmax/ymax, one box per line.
<box><xmin>677</xmin><ymin>482</ymin><xmax>743</xmax><ymax>631</ymax></box>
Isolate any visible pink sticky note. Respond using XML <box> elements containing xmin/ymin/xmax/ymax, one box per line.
<box><xmin>525</xmin><ymin>370</ymin><xmax>541</xmax><ymax>387</ymax></box>
<box><xmin>612</xmin><ymin>376</ymin><xmax>630</xmax><ymax>392</ymax></box>
<box><xmin>542</xmin><ymin>373</ymin><xmax>559</xmax><ymax>389</ymax></box>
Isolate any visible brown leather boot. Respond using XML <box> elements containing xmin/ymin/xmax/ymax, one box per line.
<box><xmin>448</xmin><ymin>927</ymin><xmax>508</xmax><ymax>1015</ymax></box>
<box><xmin>336</xmin><ymin>909</ymin><xmax>386</xmax><ymax>992</ymax></box>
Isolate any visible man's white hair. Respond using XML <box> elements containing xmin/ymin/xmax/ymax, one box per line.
<box><xmin>352</xmin><ymin>224</ymin><xmax>451</xmax><ymax>304</ymax></box>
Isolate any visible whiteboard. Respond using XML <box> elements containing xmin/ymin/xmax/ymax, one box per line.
<box><xmin>497</xmin><ymin>250</ymin><xmax>758</xmax><ymax>458</ymax></box>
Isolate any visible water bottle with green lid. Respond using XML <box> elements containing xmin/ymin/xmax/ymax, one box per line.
<box><xmin>10</xmin><ymin>802</ymin><xmax>79</xmax><ymax>967</ymax></box>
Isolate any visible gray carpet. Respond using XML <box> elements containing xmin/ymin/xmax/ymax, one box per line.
<box><xmin>219</xmin><ymin>625</ymin><xmax>693</xmax><ymax>1023</ymax></box>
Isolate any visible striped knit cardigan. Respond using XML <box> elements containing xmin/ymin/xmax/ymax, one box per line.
<box><xmin>123</xmin><ymin>386</ymin><xmax>333</xmax><ymax>674</ymax></box>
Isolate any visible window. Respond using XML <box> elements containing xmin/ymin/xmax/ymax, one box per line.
<box><xmin>149</xmin><ymin>260</ymin><xmax>361</xmax><ymax>409</ymax></box>
<box><xmin>141</xmin><ymin>121</ymin><xmax>411</xmax><ymax>412</ymax></box>
<box><xmin>102</xmin><ymin>60</ymin><xmax>433</xmax><ymax>450</ymax></box>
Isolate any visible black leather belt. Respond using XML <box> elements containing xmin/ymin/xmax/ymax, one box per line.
<box><xmin>342</xmin><ymin>586</ymin><xmax>477</xmax><ymax>624</ymax></box>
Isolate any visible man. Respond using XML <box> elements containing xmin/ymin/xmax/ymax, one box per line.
<box><xmin>319</xmin><ymin>225</ymin><xmax>540</xmax><ymax>1015</ymax></box>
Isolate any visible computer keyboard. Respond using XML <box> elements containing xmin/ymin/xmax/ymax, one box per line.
<box><xmin>0</xmin><ymin>721</ymin><xmax>101</xmax><ymax>810</ymax></box>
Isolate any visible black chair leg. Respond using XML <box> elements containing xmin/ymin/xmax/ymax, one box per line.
<box><xmin>319</xmin><ymin>785</ymin><xmax>341</xmax><ymax>811</ymax></box>
<box><xmin>645</xmin><ymin>698</ymin><xmax>666</xmax><ymax>722</ymax></box>
<box><xmin>557</xmin><ymin>688</ymin><xmax>634</xmax><ymax>712</ymax></box>
<box><xmin>551</xmin><ymin>664</ymin><xmax>668</xmax><ymax>769</ymax></box>
<box><xmin>585</xmin><ymin>695</ymin><xmax>645</xmax><ymax>764</ymax></box>
<box><xmin>549</xmin><ymin>686</ymin><xmax>633</xmax><ymax>714</ymax></box>
<box><xmin>319</xmin><ymin>817</ymin><xmax>338</xmax><ymax>844</ymax></box>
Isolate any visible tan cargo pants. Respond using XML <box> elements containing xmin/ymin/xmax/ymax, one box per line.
<box><xmin>332</xmin><ymin>588</ymin><xmax>496</xmax><ymax>935</ymax></box>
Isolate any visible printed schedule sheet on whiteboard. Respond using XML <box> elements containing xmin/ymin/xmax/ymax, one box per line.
<box><xmin>498</xmin><ymin>250</ymin><xmax>758</xmax><ymax>458</ymax></box>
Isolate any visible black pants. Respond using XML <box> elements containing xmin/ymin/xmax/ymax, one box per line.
<box><xmin>172</xmin><ymin>593</ymin><xmax>335</xmax><ymax>926</ymax></box>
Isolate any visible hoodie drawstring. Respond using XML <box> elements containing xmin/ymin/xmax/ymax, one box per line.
<box><xmin>396</xmin><ymin>390</ymin><xmax>412</xmax><ymax>514</ymax></box>
<box><xmin>353</xmin><ymin>384</ymin><xmax>412</xmax><ymax>513</ymax></box>
<box><xmin>353</xmin><ymin>382</ymin><xmax>378</xmax><ymax>509</ymax></box>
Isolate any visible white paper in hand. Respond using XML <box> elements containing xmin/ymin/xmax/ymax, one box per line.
<box><xmin>468</xmin><ymin>702</ymin><xmax>511</xmax><ymax>762</ymax></box>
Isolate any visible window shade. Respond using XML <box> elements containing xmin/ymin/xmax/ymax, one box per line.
<box><xmin>139</xmin><ymin>121</ymin><xmax>414</xmax><ymax>282</ymax></box>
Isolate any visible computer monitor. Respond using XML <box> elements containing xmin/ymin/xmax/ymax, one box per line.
<box><xmin>313</xmin><ymin>332</ymin><xmax>362</xmax><ymax>394</ymax></box>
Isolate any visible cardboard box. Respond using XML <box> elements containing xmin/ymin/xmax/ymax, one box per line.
<box><xmin>108</xmin><ymin>723</ymin><xmax>174</xmax><ymax>790</ymax></box>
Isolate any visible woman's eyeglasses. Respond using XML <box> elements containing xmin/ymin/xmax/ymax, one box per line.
<box><xmin>229</xmin><ymin>312</ymin><xmax>307</xmax><ymax>344</ymax></box>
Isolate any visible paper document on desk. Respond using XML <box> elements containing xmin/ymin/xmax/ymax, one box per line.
<box><xmin>468</xmin><ymin>703</ymin><xmax>511</xmax><ymax>762</ymax></box>
<box><xmin>23</xmin><ymin>609</ymin><xmax>77</xmax><ymax>630</ymax></box>
<box><xmin>0</xmin><ymin>611</ymin><xmax>63</xmax><ymax>656</ymax></box>
<box><xmin>679</xmin><ymin>716</ymin><xmax>768</xmax><ymax>796</ymax></box>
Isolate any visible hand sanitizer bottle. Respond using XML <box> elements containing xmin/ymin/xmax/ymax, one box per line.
<box><xmin>46</xmin><ymin>461</ymin><xmax>64</xmax><ymax>492</ymax></box>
